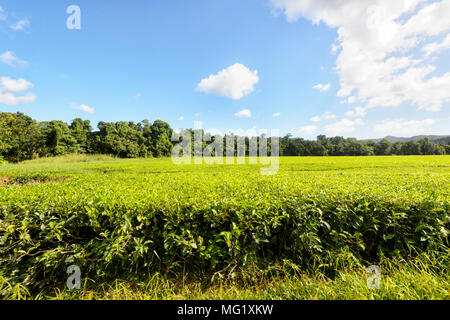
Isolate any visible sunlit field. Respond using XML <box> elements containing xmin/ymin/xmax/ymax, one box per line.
<box><xmin>0</xmin><ymin>155</ymin><xmax>449</xmax><ymax>299</ymax></box>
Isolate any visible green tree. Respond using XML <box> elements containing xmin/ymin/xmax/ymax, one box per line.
<box><xmin>419</xmin><ymin>138</ymin><xmax>444</xmax><ymax>155</ymax></box>
<box><xmin>401</xmin><ymin>141</ymin><xmax>421</xmax><ymax>155</ymax></box>
<box><xmin>149</xmin><ymin>120</ymin><xmax>173</xmax><ymax>157</ymax></box>
<box><xmin>69</xmin><ymin>118</ymin><xmax>92</xmax><ymax>153</ymax></box>
<box><xmin>40</xmin><ymin>121</ymin><xmax>78</xmax><ymax>156</ymax></box>
<box><xmin>374</xmin><ymin>139</ymin><xmax>392</xmax><ymax>155</ymax></box>
<box><xmin>0</xmin><ymin>112</ymin><xmax>42</xmax><ymax>162</ymax></box>
<box><xmin>96</xmin><ymin>121</ymin><xmax>147</xmax><ymax>158</ymax></box>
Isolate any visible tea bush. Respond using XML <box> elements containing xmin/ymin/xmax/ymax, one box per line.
<box><xmin>0</xmin><ymin>156</ymin><xmax>448</xmax><ymax>293</ymax></box>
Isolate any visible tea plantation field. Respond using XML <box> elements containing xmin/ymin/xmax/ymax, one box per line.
<box><xmin>0</xmin><ymin>155</ymin><xmax>449</xmax><ymax>299</ymax></box>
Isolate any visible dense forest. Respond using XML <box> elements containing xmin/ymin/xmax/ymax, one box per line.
<box><xmin>0</xmin><ymin>112</ymin><xmax>449</xmax><ymax>163</ymax></box>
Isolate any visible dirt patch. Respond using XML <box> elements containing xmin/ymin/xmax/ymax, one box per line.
<box><xmin>0</xmin><ymin>176</ymin><xmax>9</xmax><ymax>186</ymax></box>
<box><xmin>0</xmin><ymin>176</ymin><xmax>68</xmax><ymax>186</ymax></box>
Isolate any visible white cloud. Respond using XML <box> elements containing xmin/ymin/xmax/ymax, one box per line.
<box><xmin>11</xmin><ymin>19</ymin><xmax>29</xmax><ymax>31</ymax></box>
<box><xmin>0</xmin><ymin>77</ymin><xmax>36</xmax><ymax>106</ymax></box>
<box><xmin>347</xmin><ymin>96</ymin><xmax>356</xmax><ymax>104</ymax></box>
<box><xmin>0</xmin><ymin>92</ymin><xmax>36</xmax><ymax>106</ymax></box>
<box><xmin>311</xmin><ymin>111</ymin><xmax>337</xmax><ymax>122</ymax></box>
<box><xmin>197</xmin><ymin>63</ymin><xmax>259</xmax><ymax>100</ymax></box>
<box><xmin>299</xmin><ymin>125</ymin><xmax>317</xmax><ymax>135</ymax></box>
<box><xmin>136</xmin><ymin>93</ymin><xmax>142</xmax><ymax>98</ymax></box>
<box><xmin>72</xmin><ymin>104</ymin><xmax>95</xmax><ymax>114</ymax></box>
<box><xmin>0</xmin><ymin>77</ymin><xmax>33</xmax><ymax>92</ymax></box>
<box><xmin>177</xmin><ymin>116</ymin><xmax>184</xmax><ymax>121</ymax></box>
<box><xmin>323</xmin><ymin>112</ymin><xmax>337</xmax><ymax>120</ymax></box>
<box><xmin>0</xmin><ymin>51</ymin><xmax>27</xmax><ymax>66</ymax></box>
<box><xmin>234</xmin><ymin>109</ymin><xmax>252</xmax><ymax>118</ymax></box>
<box><xmin>313</xmin><ymin>83</ymin><xmax>331</xmax><ymax>92</ymax></box>
<box><xmin>373</xmin><ymin>119</ymin><xmax>435</xmax><ymax>136</ymax></box>
<box><xmin>324</xmin><ymin>118</ymin><xmax>363</xmax><ymax>136</ymax></box>
<box><xmin>194</xmin><ymin>112</ymin><xmax>201</xmax><ymax>117</ymax></box>
<box><xmin>331</xmin><ymin>44</ymin><xmax>339</xmax><ymax>53</ymax></box>
<box><xmin>345</xmin><ymin>106</ymin><xmax>367</xmax><ymax>117</ymax></box>
<box><xmin>273</xmin><ymin>112</ymin><xmax>281</xmax><ymax>117</ymax></box>
<box><xmin>271</xmin><ymin>0</ymin><xmax>450</xmax><ymax>113</ymax></box>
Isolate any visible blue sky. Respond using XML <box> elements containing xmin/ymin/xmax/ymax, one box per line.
<box><xmin>1</xmin><ymin>0</ymin><xmax>449</xmax><ymax>139</ymax></box>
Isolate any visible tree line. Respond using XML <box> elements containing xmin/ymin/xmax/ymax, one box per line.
<box><xmin>0</xmin><ymin>112</ymin><xmax>448</xmax><ymax>163</ymax></box>
<box><xmin>280</xmin><ymin>134</ymin><xmax>449</xmax><ymax>156</ymax></box>
<box><xmin>0</xmin><ymin>112</ymin><xmax>172</xmax><ymax>162</ymax></box>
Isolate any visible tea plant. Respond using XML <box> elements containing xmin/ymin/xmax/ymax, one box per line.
<box><xmin>0</xmin><ymin>156</ymin><xmax>448</xmax><ymax>297</ymax></box>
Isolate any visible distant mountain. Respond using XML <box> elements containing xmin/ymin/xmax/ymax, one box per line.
<box><xmin>365</xmin><ymin>135</ymin><xmax>450</xmax><ymax>144</ymax></box>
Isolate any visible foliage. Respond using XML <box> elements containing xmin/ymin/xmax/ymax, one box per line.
<box><xmin>1</xmin><ymin>112</ymin><xmax>448</xmax><ymax>163</ymax></box>
<box><xmin>0</xmin><ymin>156</ymin><xmax>448</xmax><ymax>296</ymax></box>
<box><xmin>0</xmin><ymin>113</ymin><xmax>174</xmax><ymax>162</ymax></box>
<box><xmin>0</xmin><ymin>113</ymin><xmax>42</xmax><ymax>162</ymax></box>
<box><xmin>48</xmin><ymin>254</ymin><xmax>450</xmax><ymax>300</ymax></box>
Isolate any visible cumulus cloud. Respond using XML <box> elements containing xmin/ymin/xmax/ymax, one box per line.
<box><xmin>197</xmin><ymin>63</ymin><xmax>259</xmax><ymax>100</ymax></box>
<box><xmin>0</xmin><ymin>77</ymin><xmax>33</xmax><ymax>92</ymax></box>
<box><xmin>273</xmin><ymin>112</ymin><xmax>281</xmax><ymax>117</ymax></box>
<box><xmin>0</xmin><ymin>51</ymin><xmax>27</xmax><ymax>66</ymax></box>
<box><xmin>72</xmin><ymin>104</ymin><xmax>95</xmax><ymax>114</ymax></box>
<box><xmin>324</xmin><ymin>118</ymin><xmax>363</xmax><ymax>136</ymax></box>
<box><xmin>234</xmin><ymin>109</ymin><xmax>252</xmax><ymax>118</ymax></box>
<box><xmin>313</xmin><ymin>83</ymin><xmax>331</xmax><ymax>92</ymax></box>
<box><xmin>271</xmin><ymin>0</ymin><xmax>450</xmax><ymax>113</ymax></box>
<box><xmin>299</xmin><ymin>125</ymin><xmax>317</xmax><ymax>135</ymax></box>
<box><xmin>0</xmin><ymin>92</ymin><xmax>36</xmax><ymax>106</ymax></box>
<box><xmin>177</xmin><ymin>116</ymin><xmax>184</xmax><ymax>121</ymax></box>
<box><xmin>0</xmin><ymin>77</ymin><xmax>36</xmax><ymax>106</ymax></box>
<box><xmin>11</xmin><ymin>19</ymin><xmax>29</xmax><ymax>31</ymax></box>
<box><xmin>311</xmin><ymin>111</ymin><xmax>337</xmax><ymax>122</ymax></box>
<box><xmin>373</xmin><ymin>118</ymin><xmax>435</xmax><ymax>136</ymax></box>
<box><xmin>345</xmin><ymin>106</ymin><xmax>367</xmax><ymax>117</ymax></box>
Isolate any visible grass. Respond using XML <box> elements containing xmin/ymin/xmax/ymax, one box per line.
<box><xmin>20</xmin><ymin>154</ymin><xmax>118</xmax><ymax>164</ymax></box>
<box><xmin>3</xmin><ymin>255</ymin><xmax>448</xmax><ymax>300</ymax></box>
<box><xmin>0</xmin><ymin>155</ymin><xmax>449</xmax><ymax>300</ymax></box>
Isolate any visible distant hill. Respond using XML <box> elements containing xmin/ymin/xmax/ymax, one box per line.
<box><xmin>365</xmin><ymin>135</ymin><xmax>450</xmax><ymax>144</ymax></box>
